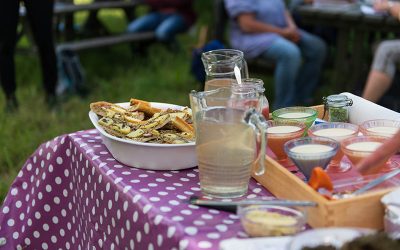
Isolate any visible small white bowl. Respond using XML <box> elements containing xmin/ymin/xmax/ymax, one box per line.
<box><xmin>89</xmin><ymin>102</ymin><xmax>197</xmax><ymax>170</ymax></box>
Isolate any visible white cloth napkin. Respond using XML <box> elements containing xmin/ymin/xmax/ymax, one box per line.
<box><xmin>219</xmin><ymin>236</ymin><xmax>292</xmax><ymax>250</ymax></box>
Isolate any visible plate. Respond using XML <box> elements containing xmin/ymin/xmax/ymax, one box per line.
<box><xmin>89</xmin><ymin>102</ymin><xmax>197</xmax><ymax>170</ymax></box>
<box><xmin>288</xmin><ymin>227</ymin><xmax>374</xmax><ymax>250</ymax></box>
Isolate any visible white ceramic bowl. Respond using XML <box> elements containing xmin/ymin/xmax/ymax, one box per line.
<box><xmin>89</xmin><ymin>102</ymin><xmax>197</xmax><ymax>170</ymax></box>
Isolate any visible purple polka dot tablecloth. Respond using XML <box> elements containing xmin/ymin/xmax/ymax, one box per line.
<box><xmin>0</xmin><ymin>129</ymin><xmax>273</xmax><ymax>250</ymax></box>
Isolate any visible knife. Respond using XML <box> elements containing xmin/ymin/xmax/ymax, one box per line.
<box><xmin>189</xmin><ymin>196</ymin><xmax>317</xmax><ymax>213</ymax></box>
<box><xmin>352</xmin><ymin>168</ymin><xmax>400</xmax><ymax>195</ymax></box>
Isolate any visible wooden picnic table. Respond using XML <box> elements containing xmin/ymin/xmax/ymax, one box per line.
<box><xmin>295</xmin><ymin>4</ymin><xmax>400</xmax><ymax>92</ymax></box>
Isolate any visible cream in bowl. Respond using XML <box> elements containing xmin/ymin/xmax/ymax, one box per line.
<box><xmin>360</xmin><ymin>119</ymin><xmax>400</xmax><ymax>138</ymax></box>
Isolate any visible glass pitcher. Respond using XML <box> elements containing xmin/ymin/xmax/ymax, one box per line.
<box><xmin>189</xmin><ymin>87</ymin><xmax>267</xmax><ymax>198</ymax></box>
<box><xmin>201</xmin><ymin>49</ymin><xmax>249</xmax><ymax>91</ymax></box>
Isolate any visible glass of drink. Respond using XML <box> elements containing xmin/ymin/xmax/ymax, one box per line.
<box><xmin>360</xmin><ymin>119</ymin><xmax>400</xmax><ymax>138</ymax></box>
<box><xmin>266</xmin><ymin>120</ymin><xmax>306</xmax><ymax>167</ymax></box>
<box><xmin>190</xmin><ymin>87</ymin><xmax>267</xmax><ymax>198</ymax></box>
<box><xmin>202</xmin><ymin>49</ymin><xmax>249</xmax><ymax>91</ymax></box>
<box><xmin>308</xmin><ymin>122</ymin><xmax>359</xmax><ymax>173</ymax></box>
<box><xmin>341</xmin><ymin>135</ymin><xmax>399</xmax><ymax>174</ymax></box>
<box><xmin>284</xmin><ymin>137</ymin><xmax>339</xmax><ymax>181</ymax></box>
<box><xmin>272</xmin><ymin>107</ymin><xmax>318</xmax><ymax>130</ymax></box>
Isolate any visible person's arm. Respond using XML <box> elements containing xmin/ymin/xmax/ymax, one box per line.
<box><xmin>236</xmin><ymin>12</ymin><xmax>298</xmax><ymax>41</ymax></box>
<box><xmin>374</xmin><ymin>0</ymin><xmax>400</xmax><ymax>18</ymax></box>
<box><xmin>284</xmin><ymin>10</ymin><xmax>300</xmax><ymax>42</ymax></box>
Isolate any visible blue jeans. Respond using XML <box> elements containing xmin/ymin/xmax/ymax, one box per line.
<box><xmin>126</xmin><ymin>12</ymin><xmax>187</xmax><ymax>42</ymax></box>
<box><xmin>261</xmin><ymin>30</ymin><xmax>327</xmax><ymax>109</ymax></box>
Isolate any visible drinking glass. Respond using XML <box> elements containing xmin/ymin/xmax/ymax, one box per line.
<box><xmin>202</xmin><ymin>49</ymin><xmax>249</xmax><ymax>91</ymax></box>
<box><xmin>284</xmin><ymin>137</ymin><xmax>339</xmax><ymax>181</ymax></box>
<box><xmin>190</xmin><ymin>87</ymin><xmax>267</xmax><ymax>198</ymax></box>
<box><xmin>308</xmin><ymin>122</ymin><xmax>359</xmax><ymax>173</ymax></box>
<box><xmin>341</xmin><ymin>135</ymin><xmax>399</xmax><ymax>174</ymax></box>
<box><xmin>266</xmin><ymin>120</ymin><xmax>306</xmax><ymax>167</ymax></box>
<box><xmin>360</xmin><ymin>119</ymin><xmax>400</xmax><ymax>138</ymax></box>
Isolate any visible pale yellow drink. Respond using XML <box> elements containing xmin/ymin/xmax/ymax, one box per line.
<box><xmin>291</xmin><ymin>144</ymin><xmax>333</xmax><ymax>154</ymax></box>
<box><xmin>196</xmin><ymin>120</ymin><xmax>256</xmax><ymax>198</ymax></box>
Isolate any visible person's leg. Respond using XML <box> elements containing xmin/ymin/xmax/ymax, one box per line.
<box><xmin>362</xmin><ymin>40</ymin><xmax>400</xmax><ymax>103</ymax></box>
<box><xmin>155</xmin><ymin>14</ymin><xmax>187</xmax><ymax>42</ymax></box>
<box><xmin>24</xmin><ymin>0</ymin><xmax>58</xmax><ymax>101</ymax></box>
<box><xmin>295</xmin><ymin>30</ymin><xmax>327</xmax><ymax>105</ymax></box>
<box><xmin>261</xmin><ymin>37</ymin><xmax>302</xmax><ymax>109</ymax></box>
<box><xmin>0</xmin><ymin>0</ymin><xmax>19</xmax><ymax>110</ymax></box>
<box><xmin>126</xmin><ymin>12</ymin><xmax>162</xmax><ymax>33</ymax></box>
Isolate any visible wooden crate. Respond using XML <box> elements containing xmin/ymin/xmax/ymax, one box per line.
<box><xmin>254</xmin><ymin>105</ymin><xmax>394</xmax><ymax>229</ymax></box>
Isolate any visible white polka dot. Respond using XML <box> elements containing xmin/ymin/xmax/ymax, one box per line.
<box><xmin>158</xmin><ymin>191</ymin><xmax>168</xmax><ymax>196</ymax></box>
<box><xmin>63</xmin><ymin>189</ymin><xmax>68</xmax><ymax>197</ymax></box>
<box><xmin>184</xmin><ymin>191</ymin><xmax>194</xmax><ymax>196</ymax></box>
<box><xmin>55</xmin><ymin>177</ymin><xmax>62</xmax><ymax>185</ymax></box>
<box><xmin>33</xmin><ymin>231</ymin><xmax>40</xmax><ymax>238</ymax></box>
<box><xmin>166</xmin><ymin>186</ymin><xmax>176</xmax><ymax>191</ymax></box>
<box><xmin>149</xmin><ymin>197</ymin><xmax>160</xmax><ymax>202</ymax></box>
<box><xmin>163</xmin><ymin>173</ymin><xmax>172</xmax><ymax>177</ymax></box>
<box><xmin>187</xmin><ymin>173</ymin><xmax>196</xmax><ymax>178</ymax></box>
<box><xmin>11</xmin><ymin>188</ymin><xmax>18</xmax><ymax>196</ymax></box>
<box><xmin>253</xmin><ymin>187</ymin><xmax>262</xmax><ymax>193</ymax></box>
<box><xmin>108</xmin><ymin>200</ymin><xmax>112</xmax><ymax>210</ymax></box>
<box><xmin>25</xmin><ymin>238</ymin><xmax>31</xmax><ymax>245</ymax></box>
<box><xmin>46</xmin><ymin>185</ymin><xmax>52</xmax><ymax>192</ymax></box>
<box><xmin>181</xmin><ymin>210</ymin><xmax>192</xmax><ymax>215</ymax></box>
<box><xmin>34</xmin><ymin>211</ymin><xmax>41</xmax><ymax>220</ymax></box>
<box><xmin>43</xmin><ymin>224</ymin><xmax>49</xmax><ymax>231</ymax></box>
<box><xmin>144</xmin><ymin>222</ymin><xmax>150</xmax><ymax>234</ymax></box>
<box><xmin>13</xmin><ymin>231</ymin><xmax>19</xmax><ymax>239</ymax></box>
<box><xmin>27</xmin><ymin>219</ymin><xmax>32</xmax><ymax>226</ymax></box>
<box><xmin>198</xmin><ymin>241</ymin><xmax>212</xmax><ymax>249</ymax></box>
<box><xmin>247</xmin><ymin>194</ymin><xmax>257</xmax><ymax>199</ymax></box>
<box><xmin>202</xmin><ymin>214</ymin><xmax>214</xmax><ymax>220</ymax></box>
<box><xmin>173</xmin><ymin>183</ymin><xmax>183</xmax><ymax>187</ymax></box>
<box><xmin>123</xmin><ymin>186</ymin><xmax>132</xmax><ymax>193</ymax></box>
<box><xmin>139</xmin><ymin>174</ymin><xmax>148</xmax><ymax>178</ymax></box>
<box><xmin>216</xmin><ymin>224</ymin><xmax>228</xmax><ymax>232</ymax></box>
<box><xmin>160</xmin><ymin>206</ymin><xmax>171</xmax><ymax>213</ymax></box>
<box><xmin>130</xmin><ymin>239</ymin><xmax>135</xmax><ymax>249</ymax></box>
<box><xmin>140</xmin><ymin>188</ymin><xmax>150</xmax><ymax>192</ymax></box>
<box><xmin>22</xmin><ymin>182</ymin><xmax>28</xmax><ymax>190</ymax></box>
<box><xmin>106</xmin><ymin>182</ymin><xmax>111</xmax><ymax>192</ymax></box>
<box><xmin>207</xmin><ymin>232</ymin><xmax>220</xmax><ymax>239</ymax></box>
<box><xmin>180</xmin><ymin>178</ymin><xmax>190</xmax><ymax>182</ymax></box>
<box><xmin>177</xmin><ymin>195</ymin><xmax>187</xmax><ymax>200</ymax></box>
<box><xmin>19</xmin><ymin>213</ymin><xmax>25</xmax><ymax>221</ymax></box>
<box><xmin>185</xmin><ymin>227</ymin><xmax>198</xmax><ymax>236</ymax></box>
<box><xmin>172</xmin><ymin>216</ymin><xmax>184</xmax><ymax>222</ymax></box>
<box><xmin>61</xmin><ymin>209</ymin><xmax>67</xmax><ymax>217</ymax></box>
<box><xmin>194</xmin><ymin>220</ymin><xmax>205</xmax><ymax>226</ymax></box>
<box><xmin>167</xmin><ymin>226</ymin><xmax>176</xmax><ymax>238</ymax></box>
<box><xmin>51</xmin><ymin>235</ymin><xmax>57</xmax><ymax>243</ymax></box>
<box><xmin>56</xmin><ymin>157</ymin><xmax>63</xmax><ymax>165</ymax></box>
<box><xmin>180</xmin><ymin>239</ymin><xmax>189</xmax><ymax>250</ymax></box>
<box><xmin>133</xmin><ymin>211</ymin><xmax>139</xmax><ymax>222</ymax></box>
<box><xmin>123</xmin><ymin>201</ymin><xmax>129</xmax><ymax>211</ymax></box>
<box><xmin>2</xmin><ymin>206</ymin><xmax>9</xmax><ymax>214</ymax></box>
<box><xmin>131</xmin><ymin>179</ymin><xmax>140</xmax><ymax>184</ymax></box>
<box><xmin>191</xmin><ymin>187</ymin><xmax>201</xmax><ymax>191</ymax></box>
<box><xmin>60</xmin><ymin>229</ymin><xmax>65</xmax><ymax>237</ymax></box>
<box><xmin>27</xmin><ymin>164</ymin><xmax>32</xmax><ymax>171</ymax></box>
<box><xmin>52</xmin><ymin>216</ymin><xmax>59</xmax><ymax>224</ymax></box>
<box><xmin>7</xmin><ymin>219</ymin><xmax>15</xmax><ymax>227</ymax></box>
<box><xmin>44</xmin><ymin>204</ymin><xmax>51</xmax><ymax>212</ymax></box>
<box><xmin>169</xmin><ymin>200</ymin><xmax>179</xmax><ymax>206</ymax></box>
<box><xmin>148</xmin><ymin>243</ymin><xmax>154</xmax><ymax>250</ymax></box>
<box><xmin>54</xmin><ymin>196</ymin><xmax>60</xmax><ymax>204</ymax></box>
<box><xmin>157</xmin><ymin>234</ymin><xmax>163</xmax><ymax>246</ymax></box>
<box><xmin>64</xmin><ymin>169</ymin><xmax>69</xmax><ymax>177</ymax></box>
<box><xmin>154</xmin><ymin>215</ymin><xmax>163</xmax><ymax>225</ymax></box>
<box><xmin>223</xmin><ymin>219</ymin><xmax>235</xmax><ymax>224</ymax></box>
<box><xmin>143</xmin><ymin>204</ymin><xmax>152</xmax><ymax>214</ymax></box>
<box><xmin>136</xmin><ymin>231</ymin><xmax>142</xmax><ymax>242</ymax></box>
<box><xmin>114</xmin><ymin>177</ymin><xmax>122</xmax><ymax>184</ymax></box>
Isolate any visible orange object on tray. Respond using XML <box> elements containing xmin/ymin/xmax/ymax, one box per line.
<box><xmin>308</xmin><ymin>167</ymin><xmax>333</xmax><ymax>199</ymax></box>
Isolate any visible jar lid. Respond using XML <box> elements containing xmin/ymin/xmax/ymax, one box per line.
<box><xmin>324</xmin><ymin>94</ymin><xmax>353</xmax><ymax>108</ymax></box>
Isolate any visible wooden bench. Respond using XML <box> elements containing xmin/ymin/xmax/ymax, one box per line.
<box><xmin>18</xmin><ymin>0</ymin><xmax>155</xmax><ymax>53</ymax></box>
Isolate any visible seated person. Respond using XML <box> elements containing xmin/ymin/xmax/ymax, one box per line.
<box><xmin>362</xmin><ymin>0</ymin><xmax>400</xmax><ymax>105</ymax></box>
<box><xmin>126</xmin><ymin>0</ymin><xmax>196</xmax><ymax>47</ymax></box>
<box><xmin>224</xmin><ymin>0</ymin><xmax>327</xmax><ymax>109</ymax></box>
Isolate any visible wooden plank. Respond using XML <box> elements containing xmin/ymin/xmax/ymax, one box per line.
<box><xmin>54</xmin><ymin>0</ymin><xmax>143</xmax><ymax>14</ymax></box>
<box><xmin>57</xmin><ymin>32</ymin><xmax>155</xmax><ymax>51</ymax></box>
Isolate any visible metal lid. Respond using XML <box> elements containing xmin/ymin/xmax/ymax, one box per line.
<box><xmin>323</xmin><ymin>94</ymin><xmax>353</xmax><ymax>108</ymax></box>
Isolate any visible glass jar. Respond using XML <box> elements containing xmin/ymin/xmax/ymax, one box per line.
<box><xmin>232</xmin><ymin>78</ymin><xmax>270</xmax><ymax>119</ymax></box>
<box><xmin>323</xmin><ymin>94</ymin><xmax>353</xmax><ymax>122</ymax></box>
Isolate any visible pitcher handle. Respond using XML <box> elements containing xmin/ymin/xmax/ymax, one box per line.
<box><xmin>244</xmin><ymin>108</ymin><xmax>268</xmax><ymax>176</ymax></box>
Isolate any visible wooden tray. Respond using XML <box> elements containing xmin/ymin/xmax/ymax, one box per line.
<box><xmin>254</xmin><ymin>105</ymin><xmax>395</xmax><ymax>229</ymax></box>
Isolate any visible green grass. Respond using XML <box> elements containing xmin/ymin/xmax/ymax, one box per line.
<box><xmin>0</xmin><ymin>3</ymin><xmax>334</xmax><ymax>202</ymax></box>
